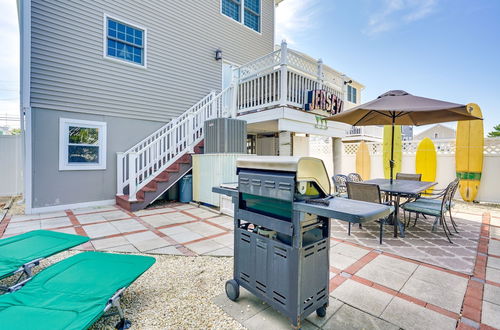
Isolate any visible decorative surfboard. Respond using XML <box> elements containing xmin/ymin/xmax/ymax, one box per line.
<box><xmin>415</xmin><ymin>138</ymin><xmax>437</xmax><ymax>194</ymax></box>
<box><xmin>456</xmin><ymin>103</ymin><xmax>483</xmax><ymax>202</ymax></box>
<box><xmin>383</xmin><ymin>125</ymin><xmax>402</xmax><ymax>180</ymax></box>
<box><xmin>356</xmin><ymin>141</ymin><xmax>371</xmax><ymax>180</ymax></box>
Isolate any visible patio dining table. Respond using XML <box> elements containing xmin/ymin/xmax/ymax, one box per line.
<box><xmin>365</xmin><ymin>178</ymin><xmax>437</xmax><ymax>238</ymax></box>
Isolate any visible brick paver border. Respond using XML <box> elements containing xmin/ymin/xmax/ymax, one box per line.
<box><xmin>3</xmin><ymin>204</ymin><xmax>499</xmax><ymax>330</ymax></box>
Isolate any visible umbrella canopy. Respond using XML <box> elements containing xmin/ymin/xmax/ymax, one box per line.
<box><xmin>326</xmin><ymin>90</ymin><xmax>482</xmax><ymax>183</ymax></box>
<box><xmin>326</xmin><ymin>90</ymin><xmax>482</xmax><ymax>125</ymax></box>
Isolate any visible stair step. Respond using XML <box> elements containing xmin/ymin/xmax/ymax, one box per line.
<box><xmin>116</xmin><ymin>194</ymin><xmax>144</xmax><ymax>204</ymax></box>
<box><xmin>141</xmin><ymin>186</ymin><xmax>156</xmax><ymax>192</ymax></box>
<box><xmin>154</xmin><ymin>176</ymin><xmax>169</xmax><ymax>183</ymax></box>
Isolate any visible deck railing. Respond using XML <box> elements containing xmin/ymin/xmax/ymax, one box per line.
<box><xmin>117</xmin><ymin>87</ymin><xmax>234</xmax><ymax>200</ymax></box>
<box><xmin>236</xmin><ymin>41</ymin><xmax>345</xmax><ymax>113</ymax></box>
<box><xmin>117</xmin><ymin>41</ymin><xmax>349</xmax><ymax>200</ymax></box>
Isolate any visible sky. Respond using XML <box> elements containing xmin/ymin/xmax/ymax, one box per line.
<box><xmin>0</xmin><ymin>0</ymin><xmax>19</xmax><ymax>128</ymax></box>
<box><xmin>0</xmin><ymin>0</ymin><xmax>498</xmax><ymax>134</ymax></box>
<box><xmin>275</xmin><ymin>0</ymin><xmax>500</xmax><ymax>135</ymax></box>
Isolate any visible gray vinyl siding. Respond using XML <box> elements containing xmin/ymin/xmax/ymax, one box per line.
<box><xmin>31</xmin><ymin>108</ymin><xmax>164</xmax><ymax>208</ymax></box>
<box><xmin>30</xmin><ymin>0</ymin><xmax>275</xmax><ymax>122</ymax></box>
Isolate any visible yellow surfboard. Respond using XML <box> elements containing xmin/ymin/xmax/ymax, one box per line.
<box><xmin>356</xmin><ymin>141</ymin><xmax>371</xmax><ymax>180</ymax></box>
<box><xmin>416</xmin><ymin>138</ymin><xmax>437</xmax><ymax>194</ymax></box>
<box><xmin>456</xmin><ymin>103</ymin><xmax>483</xmax><ymax>202</ymax></box>
<box><xmin>383</xmin><ymin>125</ymin><xmax>402</xmax><ymax>179</ymax></box>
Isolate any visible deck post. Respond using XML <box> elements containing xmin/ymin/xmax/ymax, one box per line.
<box><xmin>230</xmin><ymin>68</ymin><xmax>239</xmax><ymax>118</ymax></box>
<box><xmin>317</xmin><ymin>58</ymin><xmax>323</xmax><ymax>90</ymax></box>
<box><xmin>279</xmin><ymin>40</ymin><xmax>288</xmax><ymax>107</ymax></box>
<box><xmin>128</xmin><ymin>152</ymin><xmax>138</xmax><ymax>202</ymax></box>
<box><xmin>116</xmin><ymin>152</ymin><xmax>124</xmax><ymax>195</ymax></box>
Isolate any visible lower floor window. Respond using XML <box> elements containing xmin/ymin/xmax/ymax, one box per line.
<box><xmin>59</xmin><ymin>118</ymin><xmax>107</xmax><ymax>170</ymax></box>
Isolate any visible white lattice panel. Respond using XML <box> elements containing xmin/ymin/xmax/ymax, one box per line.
<box><xmin>343</xmin><ymin>143</ymin><xmax>359</xmax><ymax>155</ymax></box>
<box><xmin>484</xmin><ymin>138</ymin><xmax>500</xmax><ymax>155</ymax></box>
<box><xmin>287</xmin><ymin>50</ymin><xmax>318</xmax><ymax>77</ymax></box>
<box><xmin>343</xmin><ymin>138</ymin><xmax>500</xmax><ymax>156</ymax></box>
<box><xmin>239</xmin><ymin>50</ymin><xmax>281</xmax><ymax>81</ymax></box>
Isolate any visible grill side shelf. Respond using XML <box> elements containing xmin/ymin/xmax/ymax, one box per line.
<box><xmin>293</xmin><ymin>198</ymin><xmax>391</xmax><ymax>223</ymax></box>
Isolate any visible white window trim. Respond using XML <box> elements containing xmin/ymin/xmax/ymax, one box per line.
<box><xmin>220</xmin><ymin>0</ymin><xmax>262</xmax><ymax>35</ymax></box>
<box><xmin>348</xmin><ymin>85</ymin><xmax>357</xmax><ymax>104</ymax></box>
<box><xmin>102</xmin><ymin>13</ymin><xmax>148</xmax><ymax>68</ymax></box>
<box><xmin>59</xmin><ymin>118</ymin><xmax>107</xmax><ymax>171</ymax></box>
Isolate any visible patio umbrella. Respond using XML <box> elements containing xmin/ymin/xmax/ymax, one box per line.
<box><xmin>326</xmin><ymin>90</ymin><xmax>482</xmax><ymax>183</ymax></box>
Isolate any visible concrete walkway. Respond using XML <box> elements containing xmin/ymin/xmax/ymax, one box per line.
<box><xmin>1</xmin><ymin>203</ymin><xmax>499</xmax><ymax>329</ymax></box>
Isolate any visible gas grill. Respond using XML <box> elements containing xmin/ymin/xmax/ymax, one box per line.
<box><xmin>213</xmin><ymin>156</ymin><xmax>391</xmax><ymax>328</ymax></box>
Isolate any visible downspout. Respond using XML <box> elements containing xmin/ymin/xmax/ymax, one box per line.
<box><xmin>19</xmin><ymin>0</ymin><xmax>32</xmax><ymax>213</ymax></box>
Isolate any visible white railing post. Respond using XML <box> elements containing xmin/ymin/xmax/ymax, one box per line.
<box><xmin>279</xmin><ymin>40</ymin><xmax>288</xmax><ymax>107</ymax></box>
<box><xmin>210</xmin><ymin>90</ymin><xmax>217</xmax><ymax>118</ymax></box>
<box><xmin>128</xmin><ymin>152</ymin><xmax>138</xmax><ymax>202</ymax></box>
<box><xmin>230</xmin><ymin>68</ymin><xmax>239</xmax><ymax>118</ymax></box>
<box><xmin>116</xmin><ymin>152</ymin><xmax>124</xmax><ymax>195</ymax></box>
<box><xmin>317</xmin><ymin>58</ymin><xmax>323</xmax><ymax>90</ymax></box>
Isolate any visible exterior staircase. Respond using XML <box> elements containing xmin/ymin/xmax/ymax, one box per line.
<box><xmin>116</xmin><ymin>87</ymin><xmax>234</xmax><ymax>211</ymax></box>
<box><xmin>116</xmin><ymin>141</ymin><xmax>204</xmax><ymax>211</ymax></box>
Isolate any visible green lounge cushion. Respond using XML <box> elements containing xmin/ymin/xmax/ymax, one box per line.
<box><xmin>0</xmin><ymin>251</ymin><xmax>155</xmax><ymax>330</ymax></box>
<box><xmin>0</xmin><ymin>230</ymin><xmax>89</xmax><ymax>279</ymax></box>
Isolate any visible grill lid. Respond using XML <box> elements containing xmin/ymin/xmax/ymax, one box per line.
<box><xmin>236</xmin><ymin>156</ymin><xmax>331</xmax><ymax>196</ymax></box>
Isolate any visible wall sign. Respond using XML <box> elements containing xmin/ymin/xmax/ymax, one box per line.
<box><xmin>314</xmin><ymin>116</ymin><xmax>328</xmax><ymax>130</ymax></box>
<box><xmin>304</xmin><ymin>89</ymin><xmax>344</xmax><ymax>115</ymax></box>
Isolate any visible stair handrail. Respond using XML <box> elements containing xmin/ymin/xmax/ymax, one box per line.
<box><xmin>123</xmin><ymin>91</ymin><xmax>216</xmax><ymax>155</ymax></box>
<box><xmin>117</xmin><ymin>86</ymin><xmax>233</xmax><ymax>200</ymax></box>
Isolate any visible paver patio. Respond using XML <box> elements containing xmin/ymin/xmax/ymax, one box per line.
<box><xmin>0</xmin><ymin>202</ymin><xmax>499</xmax><ymax>329</ymax></box>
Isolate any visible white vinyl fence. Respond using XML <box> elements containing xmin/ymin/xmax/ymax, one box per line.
<box><xmin>0</xmin><ymin>135</ymin><xmax>22</xmax><ymax>196</ymax></box>
<box><xmin>341</xmin><ymin>138</ymin><xmax>500</xmax><ymax>203</ymax></box>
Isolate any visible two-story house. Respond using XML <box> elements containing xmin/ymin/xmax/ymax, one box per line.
<box><xmin>18</xmin><ymin>0</ymin><xmax>362</xmax><ymax>213</ymax></box>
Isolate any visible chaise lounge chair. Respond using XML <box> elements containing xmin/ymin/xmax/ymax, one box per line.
<box><xmin>0</xmin><ymin>251</ymin><xmax>155</xmax><ymax>330</ymax></box>
<box><xmin>0</xmin><ymin>230</ymin><xmax>89</xmax><ymax>291</ymax></box>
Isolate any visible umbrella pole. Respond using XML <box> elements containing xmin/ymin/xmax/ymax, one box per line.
<box><xmin>390</xmin><ymin>115</ymin><xmax>395</xmax><ymax>184</ymax></box>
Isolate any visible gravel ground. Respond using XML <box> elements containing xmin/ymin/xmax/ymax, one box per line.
<box><xmin>0</xmin><ymin>251</ymin><xmax>245</xmax><ymax>330</ymax></box>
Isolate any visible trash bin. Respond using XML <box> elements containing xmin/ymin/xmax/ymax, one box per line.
<box><xmin>165</xmin><ymin>182</ymin><xmax>179</xmax><ymax>201</ymax></box>
<box><xmin>179</xmin><ymin>174</ymin><xmax>193</xmax><ymax>203</ymax></box>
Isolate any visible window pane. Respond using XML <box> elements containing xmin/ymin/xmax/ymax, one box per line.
<box><xmin>68</xmin><ymin>126</ymin><xmax>99</xmax><ymax>145</ymax></box>
<box><xmin>245</xmin><ymin>0</ymin><xmax>260</xmax><ymax>13</ymax></box>
<box><xmin>108</xmin><ymin>27</ymin><xmax>117</xmax><ymax>38</ymax></box>
<box><xmin>107</xmin><ymin>18</ymin><xmax>144</xmax><ymax>65</ymax></box>
<box><xmin>222</xmin><ymin>0</ymin><xmax>241</xmax><ymax>22</ymax></box>
<box><xmin>68</xmin><ymin>146</ymin><xmax>99</xmax><ymax>163</ymax></box>
<box><xmin>244</xmin><ymin>10</ymin><xmax>260</xmax><ymax>32</ymax></box>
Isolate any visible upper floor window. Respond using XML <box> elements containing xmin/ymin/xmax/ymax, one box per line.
<box><xmin>222</xmin><ymin>0</ymin><xmax>261</xmax><ymax>32</ymax></box>
<box><xmin>106</xmin><ymin>17</ymin><xmax>145</xmax><ymax>66</ymax></box>
<box><xmin>347</xmin><ymin>85</ymin><xmax>357</xmax><ymax>103</ymax></box>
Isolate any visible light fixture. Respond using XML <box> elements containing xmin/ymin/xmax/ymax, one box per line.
<box><xmin>215</xmin><ymin>49</ymin><xmax>222</xmax><ymax>61</ymax></box>
<box><xmin>344</xmin><ymin>79</ymin><xmax>353</xmax><ymax>85</ymax></box>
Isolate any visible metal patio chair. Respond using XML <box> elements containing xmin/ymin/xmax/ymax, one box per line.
<box><xmin>402</xmin><ymin>179</ymin><xmax>459</xmax><ymax>243</ymax></box>
<box><xmin>332</xmin><ymin>174</ymin><xmax>348</xmax><ymax>197</ymax></box>
<box><xmin>346</xmin><ymin>182</ymin><xmax>396</xmax><ymax>244</ymax></box>
<box><xmin>405</xmin><ymin>178</ymin><xmax>460</xmax><ymax>233</ymax></box>
<box><xmin>347</xmin><ymin>173</ymin><xmax>363</xmax><ymax>183</ymax></box>
<box><xmin>396</xmin><ymin>173</ymin><xmax>422</xmax><ymax>181</ymax></box>
<box><xmin>396</xmin><ymin>172</ymin><xmax>423</xmax><ymax>216</ymax></box>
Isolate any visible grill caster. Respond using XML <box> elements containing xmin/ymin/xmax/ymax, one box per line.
<box><xmin>115</xmin><ymin>319</ymin><xmax>131</xmax><ymax>330</ymax></box>
<box><xmin>316</xmin><ymin>306</ymin><xmax>327</xmax><ymax>318</ymax></box>
<box><xmin>225</xmin><ymin>279</ymin><xmax>240</xmax><ymax>301</ymax></box>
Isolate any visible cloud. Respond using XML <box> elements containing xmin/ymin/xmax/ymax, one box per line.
<box><xmin>363</xmin><ymin>0</ymin><xmax>438</xmax><ymax>36</ymax></box>
<box><xmin>275</xmin><ymin>0</ymin><xmax>318</xmax><ymax>45</ymax></box>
